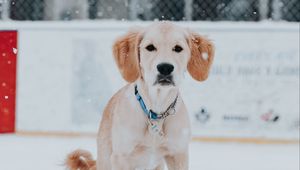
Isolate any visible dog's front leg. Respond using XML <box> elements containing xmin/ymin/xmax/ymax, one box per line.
<box><xmin>165</xmin><ymin>152</ymin><xmax>189</xmax><ymax>170</ymax></box>
<box><xmin>110</xmin><ymin>153</ymin><xmax>132</xmax><ymax>170</ymax></box>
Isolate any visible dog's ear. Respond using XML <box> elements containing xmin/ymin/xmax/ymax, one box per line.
<box><xmin>113</xmin><ymin>30</ymin><xmax>142</xmax><ymax>82</ymax></box>
<box><xmin>187</xmin><ymin>31</ymin><xmax>215</xmax><ymax>81</ymax></box>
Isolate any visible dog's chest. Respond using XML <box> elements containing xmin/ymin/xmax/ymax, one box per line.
<box><xmin>128</xmin><ymin>123</ymin><xmax>166</xmax><ymax>167</ymax></box>
<box><xmin>133</xmin><ymin>123</ymin><xmax>189</xmax><ymax>169</ymax></box>
<box><xmin>133</xmin><ymin>146</ymin><xmax>164</xmax><ymax>169</ymax></box>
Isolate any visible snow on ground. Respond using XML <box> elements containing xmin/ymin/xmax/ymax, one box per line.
<box><xmin>0</xmin><ymin>135</ymin><xmax>298</xmax><ymax>170</ymax></box>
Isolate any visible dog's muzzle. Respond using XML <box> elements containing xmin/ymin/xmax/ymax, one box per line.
<box><xmin>155</xmin><ymin>74</ymin><xmax>175</xmax><ymax>86</ymax></box>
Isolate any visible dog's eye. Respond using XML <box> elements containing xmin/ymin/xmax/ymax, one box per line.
<box><xmin>173</xmin><ymin>45</ymin><xmax>183</xmax><ymax>53</ymax></box>
<box><xmin>145</xmin><ymin>44</ymin><xmax>156</xmax><ymax>52</ymax></box>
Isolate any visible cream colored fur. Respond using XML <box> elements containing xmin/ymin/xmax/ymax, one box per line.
<box><xmin>66</xmin><ymin>22</ymin><xmax>214</xmax><ymax>170</ymax></box>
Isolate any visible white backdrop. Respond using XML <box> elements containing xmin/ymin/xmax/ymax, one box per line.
<box><xmin>1</xmin><ymin>21</ymin><xmax>298</xmax><ymax>139</ymax></box>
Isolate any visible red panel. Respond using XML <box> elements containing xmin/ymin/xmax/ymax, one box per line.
<box><xmin>0</xmin><ymin>31</ymin><xmax>17</xmax><ymax>133</ymax></box>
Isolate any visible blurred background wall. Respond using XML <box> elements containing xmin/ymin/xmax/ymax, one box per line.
<box><xmin>0</xmin><ymin>0</ymin><xmax>299</xmax><ymax>140</ymax></box>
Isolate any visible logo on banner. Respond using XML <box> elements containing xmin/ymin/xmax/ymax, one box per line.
<box><xmin>260</xmin><ymin>109</ymin><xmax>280</xmax><ymax>123</ymax></box>
<box><xmin>223</xmin><ymin>115</ymin><xmax>249</xmax><ymax>122</ymax></box>
<box><xmin>195</xmin><ymin>107</ymin><xmax>210</xmax><ymax>123</ymax></box>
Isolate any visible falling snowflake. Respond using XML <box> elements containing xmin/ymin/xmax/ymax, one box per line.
<box><xmin>107</xmin><ymin>6</ymin><xmax>113</xmax><ymax>12</ymax></box>
<box><xmin>202</xmin><ymin>53</ymin><xmax>209</xmax><ymax>60</ymax></box>
<box><xmin>97</xmin><ymin>12</ymin><xmax>103</xmax><ymax>17</ymax></box>
<box><xmin>4</xmin><ymin>96</ymin><xmax>9</xmax><ymax>99</ymax></box>
<box><xmin>13</xmin><ymin>48</ymin><xmax>18</xmax><ymax>54</ymax></box>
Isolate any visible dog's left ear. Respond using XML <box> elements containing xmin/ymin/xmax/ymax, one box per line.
<box><xmin>187</xmin><ymin>31</ymin><xmax>215</xmax><ymax>81</ymax></box>
<box><xmin>113</xmin><ymin>29</ymin><xmax>142</xmax><ymax>82</ymax></box>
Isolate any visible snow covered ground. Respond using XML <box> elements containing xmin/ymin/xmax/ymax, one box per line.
<box><xmin>0</xmin><ymin>134</ymin><xmax>298</xmax><ymax>170</ymax></box>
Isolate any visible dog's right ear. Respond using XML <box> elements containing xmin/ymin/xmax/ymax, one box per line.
<box><xmin>113</xmin><ymin>30</ymin><xmax>142</xmax><ymax>82</ymax></box>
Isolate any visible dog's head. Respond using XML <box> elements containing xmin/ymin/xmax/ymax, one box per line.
<box><xmin>113</xmin><ymin>22</ymin><xmax>214</xmax><ymax>88</ymax></box>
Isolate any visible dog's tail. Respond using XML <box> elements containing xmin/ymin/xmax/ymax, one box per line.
<box><xmin>65</xmin><ymin>149</ymin><xmax>96</xmax><ymax>170</ymax></box>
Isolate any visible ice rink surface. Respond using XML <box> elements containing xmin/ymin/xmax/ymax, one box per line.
<box><xmin>0</xmin><ymin>135</ymin><xmax>298</xmax><ymax>170</ymax></box>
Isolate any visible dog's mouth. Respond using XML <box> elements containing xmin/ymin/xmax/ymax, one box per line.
<box><xmin>154</xmin><ymin>75</ymin><xmax>175</xmax><ymax>86</ymax></box>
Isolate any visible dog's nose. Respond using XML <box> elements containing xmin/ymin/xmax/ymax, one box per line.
<box><xmin>157</xmin><ymin>63</ymin><xmax>174</xmax><ymax>75</ymax></box>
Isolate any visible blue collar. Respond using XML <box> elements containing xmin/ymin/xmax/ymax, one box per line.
<box><xmin>134</xmin><ymin>85</ymin><xmax>178</xmax><ymax>120</ymax></box>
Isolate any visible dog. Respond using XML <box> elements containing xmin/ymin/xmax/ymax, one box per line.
<box><xmin>66</xmin><ymin>21</ymin><xmax>214</xmax><ymax>170</ymax></box>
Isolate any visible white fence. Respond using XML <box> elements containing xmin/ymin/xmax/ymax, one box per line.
<box><xmin>1</xmin><ymin>21</ymin><xmax>299</xmax><ymax>139</ymax></box>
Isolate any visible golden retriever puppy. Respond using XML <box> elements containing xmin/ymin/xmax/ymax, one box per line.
<box><xmin>66</xmin><ymin>21</ymin><xmax>214</xmax><ymax>170</ymax></box>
